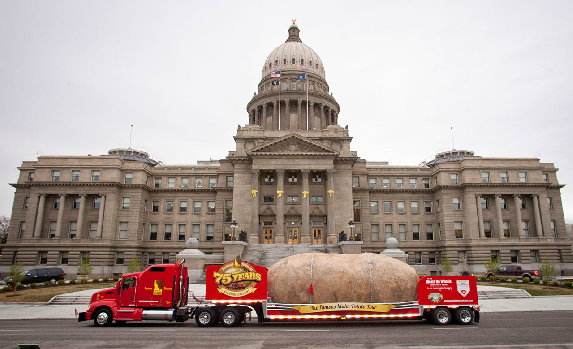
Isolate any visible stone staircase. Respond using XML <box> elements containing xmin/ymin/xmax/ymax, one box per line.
<box><xmin>477</xmin><ymin>288</ymin><xmax>532</xmax><ymax>299</ymax></box>
<box><xmin>48</xmin><ymin>294</ymin><xmax>92</xmax><ymax>305</ymax></box>
<box><xmin>241</xmin><ymin>243</ymin><xmax>342</xmax><ymax>268</ymax></box>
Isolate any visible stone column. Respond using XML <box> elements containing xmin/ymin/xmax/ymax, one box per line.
<box><xmin>494</xmin><ymin>195</ymin><xmax>504</xmax><ymax>238</ymax></box>
<box><xmin>262</xmin><ymin>104</ymin><xmax>267</xmax><ymax>129</ymax></box>
<box><xmin>301</xmin><ymin>170</ymin><xmax>311</xmax><ymax>243</ymax></box>
<box><xmin>254</xmin><ymin>107</ymin><xmax>259</xmax><ymax>126</ymax></box>
<box><xmin>273</xmin><ymin>101</ymin><xmax>278</xmax><ymax>130</ymax></box>
<box><xmin>320</xmin><ymin>105</ymin><xmax>325</xmax><ymax>129</ymax></box>
<box><xmin>309</xmin><ymin>102</ymin><xmax>315</xmax><ymax>130</ymax></box>
<box><xmin>77</xmin><ymin>194</ymin><xmax>87</xmax><ymax>238</ymax></box>
<box><xmin>284</xmin><ymin>99</ymin><xmax>290</xmax><ymax>130</ymax></box>
<box><xmin>249</xmin><ymin>110</ymin><xmax>254</xmax><ymax>125</ymax></box>
<box><xmin>532</xmin><ymin>194</ymin><xmax>543</xmax><ymax>237</ymax></box>
<box><xmin>33</xmin><ymin>194</ymin><xmax>46</xmax><ymax>237</ymax></box>
<box><xmin>476</xmin><ymin>195</ymin><xmax>484</xmax><ymax>238</ymax></box>
<box><xmin>297</xmin><ymin>99</ymin><xmax>302</xmax><ymax>130</ymax></box>
<box><xmin>251</xmin><ymin>170</ymin><xmax>260</xmax><ymax>244</ymax></box>
<box><xmin>55</xmin><ymin>194</ymin><xmax>67</xmax><ymax>238</ymax></box>
<box><xmin>275</xmin><ymin>169</ymin><xmax>285</xmax><ymax>243</ymax></box>
<box><xmin>326</xmin><ymin>169</ymin><xmax>335</xmax><ymax>242</ymax></box>
<box><xmin>513</xmin><ymin>195</ymin><xmax>524</xmax><ymax>237</ymax></box>
<box><xmin>97</xmin><ymin>195</ymin><xmax>106</xmax><ymax>238</ymax></box>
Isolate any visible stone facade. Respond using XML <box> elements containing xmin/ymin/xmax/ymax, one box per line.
<box><xmin>1</xmin><ymin>23</ymin><xmax>572</xmax><ymax>277</ymax></box>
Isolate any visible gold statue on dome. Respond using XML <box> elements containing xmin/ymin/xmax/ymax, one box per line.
<box><xmin>292</xmin><ymin>19</ymin><xmax>296</xmax><ymax>24</ymax></box>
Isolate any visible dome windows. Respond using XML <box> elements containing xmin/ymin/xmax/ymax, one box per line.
<box><xmin>292</xmin><ymin>58</ymin><xmax>295</xmax><ymax>64</ymax></box>
<box><xmin>309</xmin><ymin>60</ymin><xmax>312</xmax><ymax>67</ymax></box>
<box><xmin>301</xmin><ymin>58</ymin><xmax>304</xmax><ymax>65</ymax></box>
<box><xmin>275</xmin><ymin>60</ymin><xmax>278</xmax><ymax>66</ymax></box>
<box><xmin>284</xmin><ymin>58</ymin><xmax>287</xmax><ymax>65</ymax></box>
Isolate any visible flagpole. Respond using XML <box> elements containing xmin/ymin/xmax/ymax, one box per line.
<box><xmin>306</xmin><ymin>72</ymin><xmax>309</xmax><ymax>129</ymax></box>
<box><xmin>278</xmin><ymin>80</ymin><xmax>281</xmax><ymax>130</ymax></box>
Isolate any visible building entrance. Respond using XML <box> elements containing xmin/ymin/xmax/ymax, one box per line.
<box><xmin>263</xmin><ymin>227</ymin><xmax>274</xmax><ymax>244</ymax></box>
<box><xmin>312</xmin><ymin>228</ymin><xmax>322</xmax><ymax>244</ymax></box>
<box><xmin>287</xmin><ymin>228</ymin><xmax>299</xmax><ymax>244</ymax></box>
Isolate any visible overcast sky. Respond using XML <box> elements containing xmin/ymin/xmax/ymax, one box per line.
<box><xmin>1</xmin><ymin>0</ymin><xmax>572</xmax><ymax>223</ymax></box>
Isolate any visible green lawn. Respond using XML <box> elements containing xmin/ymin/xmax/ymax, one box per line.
<box><xmin>0</xmin><ymin>282</ymin><xmax>115</xmax><ymax>302</ymax></box>
<box><xmin>478</xmin><ymin>281</ymin><xmax>573</xmax><ymax>296</ymax></box>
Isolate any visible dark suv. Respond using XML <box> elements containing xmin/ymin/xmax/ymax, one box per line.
<box><xmin>6</xmin><ymin>267</ymin><xmax>66</xmax><ymax>285</ymax></box>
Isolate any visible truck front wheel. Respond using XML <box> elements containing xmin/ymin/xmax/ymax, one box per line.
<box><xmin>220</xmin><ymin>307</ymin><xmax>242</xmax><ymax>327</ymax></box>
<box><xmin>195</xmin><ymin>308</ymin><xmax>218</xmax><ymax>327</ymax></box>
<box><xmin>430</xmin><ymin>307</ymin><xmax>451</xmax><ymax>326</ymax></box>
<box><xmin>93</xmin><ymin>308</ymin><xmax>113</xmax><ymax>327</ymax></box>
<box><xmin>453</xmin><ymin>307</ymin><xmax>474</xmax><ymax>325</ymax></box>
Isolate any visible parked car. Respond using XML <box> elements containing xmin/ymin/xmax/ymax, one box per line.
<box><xmin>486</xmin><ymin>265</ymin><xmax>539</xmax><ymax>279</ymax></box>
<box><xmin>5</xmin><ymin>267</ymin><xmax>66</xmax><ymax>285</ymax></box>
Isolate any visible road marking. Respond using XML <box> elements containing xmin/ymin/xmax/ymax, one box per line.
<box><xmin>0</xmin><ymin>330</ymin><xmax>34</xmax><ymax>332</ymax></box>
<box><xmin>131</xmin><ymin>330</ymin><xmax>179</xmax><ymax>332</ymax></box>
<box><xmin>284</xmin><ymin>330</ymin><xmax>331</xmax><ymax>332</ymax></box>
<box><xmin>432</xmin><ymin>327</ymin><xmax>480</xmax><ymax>330</ymax></box>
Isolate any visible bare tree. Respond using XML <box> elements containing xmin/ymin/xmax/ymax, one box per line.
<box><xmin>0</xmin><ymin>216</ymin><xmax>9</xmax><ymax>253</ymax></box>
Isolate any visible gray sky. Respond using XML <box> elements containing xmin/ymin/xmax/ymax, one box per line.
<box><xmin>1</xmin><ymin>0</ymin><xmax>572</xmax><ymax>223</ymax></box>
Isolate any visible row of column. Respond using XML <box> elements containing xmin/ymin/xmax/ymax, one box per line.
<box><xmin>250</xmin><ymin>169</ymin><xmax>335</xmax><ymax>244</ymax></box>
<box><xmin>475</xmin><ymin>194</ymin><xmax>544</xmax><ymax>238</ymax></box>
<box><xmin>32</xmin><ymin>194</ymin><xmax>106</xmax><ymax>239</ymax></box>
<box><xmin>249</xmin><ymin>99</ymin><xmax>338</xmax><ymax>131</ymax></box>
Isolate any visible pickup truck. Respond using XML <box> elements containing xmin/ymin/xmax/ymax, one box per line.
<box><xmin>486</xmin><ymin>265</ymin><xmax>539</xmax><ymax>279</ymax></box>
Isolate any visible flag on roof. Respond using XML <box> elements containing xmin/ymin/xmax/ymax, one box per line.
<box><xmin>271</xmin><ymin>71</ymin><xmax>281</xmax><ymax>78</ymax></box>
<box><xmin>296</xmin><ymin>73</ymin><xmax>307</xmax><ymax>80</ymax></box>
<box><xmin>271</xmin><ymin>80</ymin><xmax>280</xmax><ymax>85</ymax></box>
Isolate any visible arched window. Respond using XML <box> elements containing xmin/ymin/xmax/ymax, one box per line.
<box><xmin>301</xmin><ymin>59</ymin><xmax>304</xmax><ymax>65</ymax></box>
<box><xmin>292</xmin><ymin>58</ymin><xmax>295</xmax><ymax>64</ymax></box>
<box><xmin>269</xmin><ymin>63</ymin><xmax>271</xmax><ymax>69</ymax></box>
<box><xmin>284</xmin><ymin>58</ymin><xmax>287</xmax><ymax>65</ymax></box>
<box><xmin>275</xmin><ymin>60</ymin><xmax>278</xmax><ymax>66</ymax></box>
<box><xmin>316</xmin><ymin>64</ymin><xmax>318</xmax><ymax>69</ymax></box>
<box><xmin>309</xmin><ymin>60</ymin><xmax>312</xmax><ymax>66</ymax></box>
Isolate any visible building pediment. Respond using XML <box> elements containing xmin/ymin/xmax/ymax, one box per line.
<box><xmin>248</xmin><ymin>134</ymin><xmax>338</xmax><ymax>156</ymax></box>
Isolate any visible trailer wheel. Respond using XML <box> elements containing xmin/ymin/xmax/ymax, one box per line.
<box><xmin>93</xmin><ymin>308</ymin><xmax>113</xmax><ymax>327</ymax></box>
<box><xmin>453</xmin><ymin>307</ymin><xmax>474</xmax><ymax>325</ymax></box>
<box><xmin>220</xmin><ymin>307</ymin><xmax>242</xmax><ymax>327</ymax></box>
<box><xmin>195</xmin><ymin>308</ymin><xmax>218</xmax><ymax>327</ymax></box>
<box><xmin>430</xmin><ymin>307</ymin><xmax>451</xmax><ymax>326</ymax></box>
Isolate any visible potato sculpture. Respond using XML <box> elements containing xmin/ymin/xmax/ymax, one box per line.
<box><xmin>267</xmin><ymin>253</ymin><xmax>418</xmax><ymax>304</ymax></box>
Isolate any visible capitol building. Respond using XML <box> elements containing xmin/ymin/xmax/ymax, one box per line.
<box><xmin>2</xmin><ymin>23</ymin><xmax>572</xmax><ymax>277</ymax></box>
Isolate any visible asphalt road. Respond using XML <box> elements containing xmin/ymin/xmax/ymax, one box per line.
<box><xmin>0</xmin><ymin>311</ymin><xmax>572</xmax><ymax>349</ymax></box>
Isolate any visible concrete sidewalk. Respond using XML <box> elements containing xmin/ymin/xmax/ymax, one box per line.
<box><xmin>0</xmin><ymin>284</ymin><xmax>572</xmax><ymax>320</ymax></box>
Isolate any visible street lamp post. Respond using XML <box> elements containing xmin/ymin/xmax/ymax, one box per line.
<box><xmin>347</xmin><ymin>218</ymin><xmax>355</xmax><ymax>240</ymax></box>
<box><xmin>230</xmin><ymin>218</ymin><xmax>238</xmax><ymax>240</ymax></box>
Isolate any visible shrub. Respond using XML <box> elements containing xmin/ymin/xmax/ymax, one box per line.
<box><xmin>69</xmin><ymin>279</ymin><xmax>76</xmax><ymax>285</ymax></box>
<box><xmin>92</xmin><ymin>278</ymin><xmax>100</xmax><ymax>283</ymax></box>
<box><xmin>3</xmin><ymin>286</ymin><xmax>11</xmax><ymax>292</ymax></box>
<box><xmin>29</xmin><ymin>283</ymin><xmax>37</xmax><ymax>288</ymax></box>
<box><xmin>81</xmin><ymin>278</ymin><xmax>87</xmax><ymax>284</ymax></box>
<box><xmin>57</xmin><ymin>280</ymin><xmax>65</xmax><ymax>285</ymax></box>
<box><xmin>522</xmin><ymin>277</ymin><xmax>530</xmax><ymax>283</ymax></box>
<box><xmin>511</xmin><ymin>278</ymin><xmax>518</xmax><ymax>283</ymax></box>
<box><xmin>542</xmin><ymin>279</ymin><xmax>549</xmax><ymax>286</ymax></box>
<box><xmin>103</xmin><ymin>277</ymin><xmax>109</xmax><ymax>282</ymax></box>
<box><xmin>564</xmin><ymin>281</ymin><xmax>572</xmax><ymax>287</ymax></box>
<box><xmin>552</xmin><ymin>281</ymin><xmax>559</xmax><ymax>286</ymax></box>
<box><xmin>500</xmin><ymin>277</ymin><xmax>507</xmax><ymax>282</ymax></box>
<box><xmin>44</xmin><ymin>281</ymin><xmax>51</xmax><ymax>286</ymax></box>
<box><xmin>16</xmin><ymin>284</ymin><xmax>24</xmax><ymax>290</ymax></box>
<box><xmin>112</xmin><ymin>276</ymin><xmax>119</xmax><ymax>282</ymax></box>
<box><xmin>533</xmin><ymin>278</ymin><xmax>541</xmax><ymax>285</ymax></box>
<box><xmin>479</xmin><ymin>276</ymin><xmax>487</xmax><ymax>281</ymax></box>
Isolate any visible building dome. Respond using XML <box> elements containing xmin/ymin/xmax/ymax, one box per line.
<box><xmin>261</xmin><ymin>23</ymin><xmax>326</xmax><ymax>79</ymax></box>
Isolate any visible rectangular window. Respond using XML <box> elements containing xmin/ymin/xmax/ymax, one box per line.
<box><xmin>154</xmin><ymin>177</ymin><xmax>162</xmax><ymax>188</ymax></box>
<box><xmin>225</xmin><ymin>201</ymin><xmax>233</xmax><ymax>222</ymax></box>
<box><xmin>551</xmin><ymin>220</ymin><xmax>557</xmax><ymax>237</ymax></box>
<box><xmin>116</xmin><ymin>252</ymin><xmax>125</xmax><ymax>265</ymax></box>
<box><xmin>383</xmin><ymin>201</ymin><xmax>392</xmax><ymax>213</ymax></box>
<box><xmin>226</xmin><ymin>176</ymin><xmax>234</xmax><ymax>187</ymax></box>
<box><xmin>371</xmin><ymin>224</ymin><xmax>379</xmax><ymax>241</ymax></box>
<box><xmin>520</xmin><ymin>197</ymin><xmax>526</xmax><ymax>209</ymax></box>
<box><xmin>311</xmin><ymin>196</ymin><xmax>323</xmax><ymax>203</ymax></box>
<box><xmin>530</xmin><ymin>250</ymin><xmax>539</xmax><ymax>263</ymax></box>
<box><xmin>450</xmin><ymin>173</ymin><xmax>458</xmax><ymax>185</ymax></box>
<box><xmin>542</xmin><ymin>173</ymin><xmax>549</xmax><ymax>183</ymax></box>
<box><xmin>503</xmin><ymin>221</ymin><xmax>511</xmax><ymax>237</ymax></box>
<box><xmin>382</xmin><ymin>178</ymin><xmax>390</xmax><ymax>188</ymax></box>
<box><xmin>399</xmin><ymin>224</ymin><xmax>406</xmax><ymax>240</ymax></box>
<box><xmin>369</xmin><ymin>178</ymin><xmax>376</xmax><ymax>189</ymax></box>
<box><xmin>73</xmin><ymin>197</ymin><xmax>81</xmax><ymax>209</ymax></box>
<box><xmin>60</xmin><ymin>251</ymin><xmax>69</xmax><ymax>265</ymax></box>
<box><xmin>264</xmin><ymin>196</ymin><xmax>275</xmax><ymax>203</ymax></box>
<box><xmin>209</xmin><ymin>177</ymin><xmax>217</xmax><ymax>188</ymax></box>
<box><xmin>370</xmin><ymin>201</ymin><xmax>378</xmax><ymax>213</ymax></box>
<box><xmin>312</xmin><ymin>171</ymin><xmax>323</xmax><ymax>183</ymax></box>
<box><xmin>353</xmin><ymin>200</ymin><xmax>361</xmax><ymax>222</ymax></box>
<box><xmin>206</xmin><ymin>224</ymin><xmax>214</xmax><ymax>241</ymax></box>
<box><xmin>52</xmin><ymin>170</ymin><xmax>61</xmax><ymax>182</ymax></box>
<box><xmin>179</xmin><ymin>201</ymin><xmax>187</xmax><ymax>213</ymax></box>
<box><xmin>452</xmin><ymin>198</ymin><xmax>461</xmax><ymax>210</ymax></box>
<box><xmin>122</xmin><ymin>197</ymin><xmax>130</xmax><ymax>210</ymax></box>
<box><xmin>118</xmin><ymin>222</ymin><xmax>128</xmax><ymax>239</ymax></box>
<box><xmin>510</xmin><ymin>250</ymin><xmax>519</xmax><ymax>263</ymax></box>
<box><xmin>28</xmin><ymin>171</ymin><xmax>35</xmax><ymax>181</ymax></box>
<box><xmin>491</xmin><ymin>250</ymin><xmax>500</xmax><ymax>263</ymax></box>
<box><xmin>192</xmin><ymin>224</ymin><xmax>200</xmax><ymax>240</ymax></box>
<box><xmin>69</xmin><ymin>221</ymin><xmax>77</xmax><ymax>239</ymax></box>
<box><xmin>410</xmin><ymin>201</ymin><xmax>419</xmax><ymax>214</ymax></box>
<box><xmin>18</xmin><ymin>221</ymin><xmax>25</xmax><ymax>238</ymax></box>
<box><xmin>72</xmin><ymin>170</ymin><xmax>80</xmax><ymax>182</ymax></box>
<box><xmin>178</xmin><ymin>224</ymin><xmax>186</xmax><ymax>241</ymax></box>
<box><xmin>415</xmin><ymin>252</ymin><xmax>422</xmax><ymax>264</ymax></box>
<box><xmin>287</xmin><ymin>196</ymin><xmax>299</xmax><ymax>203</ymax></box>
<box><xmin>424</xmin><ymin>201</ymin><xmax>432</xmax><ymax>213</ymax></box>
<box><xmin>500</xmin><ymin>171</ymin><xmax>508</xmax><ymax>183</ymax></box>
<box><xmin>352</xmin><ymin>176</ymin><xmax>359</xmax><ymax>188</ymax></box>
<box><xmin>166</xmin><ymin>201</ymin><xmax>174</xmax><ymax>213</ymax></box>
<box><xmin>409</xmin><ymin>178</ymin><xmax>417</xmax><ymax>189</ymax></box>
<box><xmin>91</xmin><ymin>170</ymin><xmax>100</xmax><ymax>182</ymax></box>
<box><xmin>22</xmin><ymin>197</ymin><xmax>29</xmax><ymax>209</ymax></box>
<box><xmin>397</xmin><ymin>201</ymin><xmax>405</xmax><ymax>214</ymax></box>
<box><xmin>412</xmin><ymin>224</ymin><xmax>420</xmax><ymax>240</ymax></box>
<box><xmin>124</xmin><ymin>172</ymin><xmax>133</xmax><ymax>184</ymax></box>
<box><xmin>164</xmin><ymin>224</ymin><xmax>172</xmax><ymax>241</ymax></box>
<box><xmin>152</xmin><ymin>201</ymin><xmax>160</xmax><ymax>212</ymax></box>
<box><xmin>162</xmin><ymin>252</ymin><xmax>170</xmax><ymax>264</ymax></box>
<box><xmin>499</xmin><ymin>197</ymin><xmax>507</xmax><ymax>209</ymax></box>
<box><xmin>481</xmin><ymin>171</ymin><xmax>490</xmax><ymax>183</ymax></box>
<box><xmin>481</xmin><ymin>197</ymin><xmax>489</xmax><ymax>209</ymax></box>
<box><xmin>49</xmin><ymin>221</ymin><xmax>56</xmax><ymax>238</ymax></box>
<box><xmin>89</xmin><ymin>222</ymin><xmax>98</xmax><ymax>239</ymax></box>
<box><xmin>454</xmin><ymin>221</ymin><xmax>463</xmax><ymax>238</ymax></box>
<box><xmin>38</xmin><ymin>251</ymin><xmax>48</xmax><ymax>264</ymax></box>
<box><xmin>193</xmin><ymin>201</ymin><xmax>202</xmax><ymax>212</ymax></box>
<box><xmin>150</xmin><ymin>224</ymin><xmax>158</xmax><ymax>240</ymax></box>
<box><xmin>168</xmin><ymin>177</ymin><xmax>176</xmax><ymax>188</ymax></box>
<box><xmin>93</xmin><ymin>197</ymin><xmax>101</xmax><ymax>209</ymax></box>
<box><xmin>288</xmin><ymin>171</ymin><xmax>298</xmax><ymax>183</ymax></box>
<box><xmin>208</xmin><ymin>201</ymin><xmax>216</xmax><ymax>213</ymax></box>
<box><xmin>547</xmin><ymin>197</ymin><xmax>553</xmax><ymax>209</ymax></box>
<box><xmin>195</xmin><ymin>177</ymin><xmax>203</xmax><ymax>188</ymax></box>
<box><xmin>429</xmin><ymin>252</ymin><xmax>436</xmax><ymax>264</ymax></box>
<box><xmin>426</xmin><ymin>224</ymin><xmax>434</xmax><ymax>240</ymax></box>
<box><xmin>181</xmin><ymin>177</ymin><xmax>189</xmax><ymax>188</ymax></box>
<box><xmin>518</xmin><ymin>171</ymin><xmax>527</xmax><ymax>182</ymax></box>
<box><xmin>384</xmin><ymin>224</ymin><xmax>393</xmax><ymax>240</ymax></box>
<box><xmin>522</xmin><ymin>221</ymin><xmax>530</xmax><ymax>237</ymax></box>
<box><xmin>422</xmin><ymin>178</ymin><xmax>430</xmax><ymax>188</ymax></box>
<box><xmin>395</xmin><ymin>178</ymin><xmax>403</xmax><ymax>188</ymax></box>
<box><xmin>484</xmin><ymin>221</ymin><xmax>492</xmax><ymax>238</ymax></box>
<box><xmin>148</xmin><ymin>253</ymin><xmax>156</xmax><ymax>265</ymax></box>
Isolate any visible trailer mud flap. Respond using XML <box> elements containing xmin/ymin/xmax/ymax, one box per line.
<box><xmin>474</xmin><ymin>310</ymin><xmax>480</xmax><ymax>323</ymax></box>
<box><xmin>77</xmin><ymin>312</ymin><xmax>87</xmax><ymax>322</ymax></box>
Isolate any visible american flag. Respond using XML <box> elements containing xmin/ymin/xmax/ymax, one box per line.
<box><xmin>270</xmin><ymin>71</ymin><xmax>281</xmax><ymax>78</ymax></box>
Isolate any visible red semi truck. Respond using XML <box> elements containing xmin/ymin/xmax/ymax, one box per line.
<box><xmin>78</xmin><ymin>259</ymin><xmax>480</xmax><ymax>327</ymax></box>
